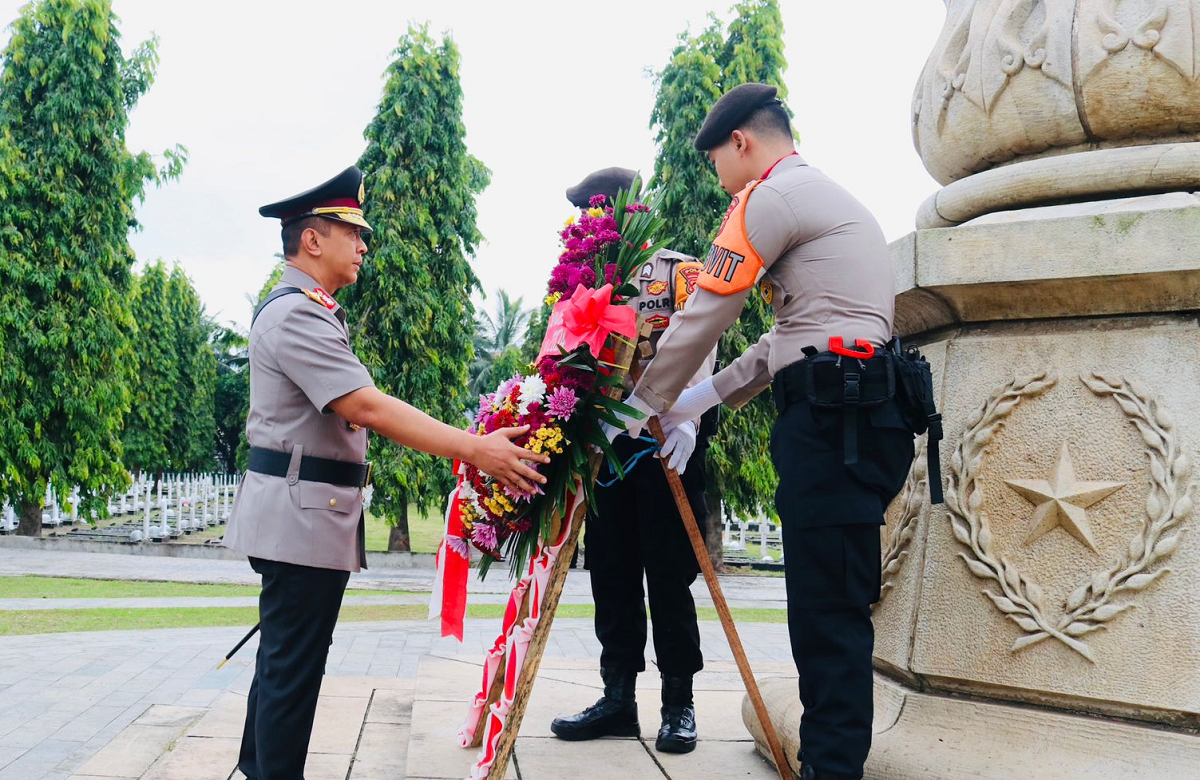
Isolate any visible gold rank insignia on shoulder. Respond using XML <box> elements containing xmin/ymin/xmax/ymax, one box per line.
<box><xmin>760</xmin><ymin>279</ymin><xmax>774</xmax><ymax>305</ymax></box>
<box><xmin>303</xmin><ymin>287</ymin><xmax>339</xmax><ymax>311</ymax></box>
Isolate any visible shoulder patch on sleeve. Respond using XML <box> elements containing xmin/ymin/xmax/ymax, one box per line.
<box><xmin>674</xmin><ymin>262</ymin><xmax>703</xmax><ymax>311</ymax></box>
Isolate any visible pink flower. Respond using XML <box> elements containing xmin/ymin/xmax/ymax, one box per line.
<box><xmin>547</xmin><ymin>386</ymin><xmax>578</xmax><ymax>420</ymax></box>
<box><xmin>447</xmin><ymin>534</ymin><xmax>469</xmax><ymax>560</ymax></box>
<box><xmin>589</xmin><ymin>194</ymin><xmax>607</xmax><ymax>207</ymax></box>
<box><xmin>473</xmin><ymin>522</ymin><xmax>498</xmax><ymax>550</ymax></box>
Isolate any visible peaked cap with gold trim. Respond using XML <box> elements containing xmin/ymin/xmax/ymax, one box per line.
<box><xmin>259</xmin><ymin>165</ymin><xmax>372</xmax><ymax>232</ymax></box>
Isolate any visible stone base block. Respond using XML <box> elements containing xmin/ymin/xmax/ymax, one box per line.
<box><xmin>743</xmin><ymin>674</ymin><xmax>1200</xmax><ymax>779</ymax></box>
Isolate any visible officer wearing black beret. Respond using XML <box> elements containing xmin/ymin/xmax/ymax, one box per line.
<box><xmin>227</xmin><ymin>166</ymin><xmax>548</xmax><ymax>780</ymax></box>
<box><xmin>551</xmin><ymin>167</ymin><xmax>716</xmax><ymax>754</ymax></box>
<box><xmin>611</xmin><ymin>83</ymin><xmax>922</xmax><ymax>780</ymax></box>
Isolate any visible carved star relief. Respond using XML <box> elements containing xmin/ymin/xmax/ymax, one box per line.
<box><xmin>1005</xmin><ymin>443</ymin><xmax>1126</xmax><ymax>553</ymax></box>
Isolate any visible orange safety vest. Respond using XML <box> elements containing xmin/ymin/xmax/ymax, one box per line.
<box><xmin>698</xmin><ymin>179</ymin><xmax>765</xmax><ymax>296</ymax></box>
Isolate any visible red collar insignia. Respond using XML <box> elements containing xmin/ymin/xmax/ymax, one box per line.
<box><xmin>303</xmin><ymin>287</ymin><xmax>338</xmax><ymax>310</ymax></box>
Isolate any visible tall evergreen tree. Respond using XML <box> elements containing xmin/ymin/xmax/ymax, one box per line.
<box><xmin>650</xmin><ymin>0</ymin><xmax>790</xmax><ymax>565</ymax></box>
<box><xmin>341</xmin><ymin>24</ymin><xmax>488</xmax><ymax>551</ymax></box>
<box><xmin>167</xmin><ymin>267</ymin><xmax>216</xmax><ymax>472</ymax></box>
<box><xmin>123</xmin><ymin>262</ymin><xmax>179</xmax><ymax>478</ymax></box>
<box><xmin>0</xmin><ymin>0</ymin><xmax>183</xmax><ymax>534</ymax></box>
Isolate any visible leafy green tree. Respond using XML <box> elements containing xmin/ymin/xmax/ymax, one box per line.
<box><xmin>340</xmin><ymin>24</ymin><xmax>489</xmax><ymax>551</ymax></box>
<box><xmin>211</xmin><ymin>323</ymin><xmax>248</xmax><ymax>473</ymax></box>
<box><xmin>470</xmin><ymin>289</ymin><xmax>531</xmax><ymax>395</ymax></box>
<box><xmin>167</xmin><ymin>267</ymin><xmax>217</xmax><ymax>472</ymax></box>
<box><xmin>649</xmin><ymin>0</ymin><xmax>790</xmax><ymax>567</ymax></box>
<box><xmin>123</xmin><ymin>262</ymin><xmax>179</xmax><ymax>478</ymax></box>
<box><xmin>0</xmin><ymin>0</ymin><xmax>184</xmax><ymax>535</ymax></box>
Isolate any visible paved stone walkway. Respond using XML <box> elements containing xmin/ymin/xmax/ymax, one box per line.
<box><xmin>0</xmin><ymin>548</ymin><xmax>788</xmax><ymax>609</ymax></box>
<box><xmin>0</xmin><ymin>550</ymin><xmax>797</xmax><ymax>779</ymax></box>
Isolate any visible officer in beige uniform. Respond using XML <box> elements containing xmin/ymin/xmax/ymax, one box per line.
<box><xmin>225</xmin><ymin>166</ymin><xmax>547</xmax><ymax>780</ymax></box>
<box><xmin>549</xmin><ymin>168</ymin><xmax>716</xmax><ymax>754</ymax></box>
<box><xmin>610</xmin><ymin>86</ymin><xmax>918</xmax><ymax>780</ymax></box>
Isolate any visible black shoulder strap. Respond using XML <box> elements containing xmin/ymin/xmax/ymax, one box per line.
<box><xmin>251</xmin><ymin>287</ymin><xmax>304</xmax><ymax>327</ymax></box>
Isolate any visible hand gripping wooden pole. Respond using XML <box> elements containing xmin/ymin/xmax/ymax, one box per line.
<box><xmin>630</xmin><ymin>355</ymin><xmax>793</xmax><ymax>780</ymax></box>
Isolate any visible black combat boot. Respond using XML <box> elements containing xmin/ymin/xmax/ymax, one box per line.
<box><xmin>550</xmin><ymin>667</ymin><xmax>639</xmax><ymax>740</ymax></box>
<box><xmin>800</xmin><ymin>764</ymin><xmax>860</xmax><ymax>780</ymax></box>
<box><xmin>654</xmin><ymin>675</ymin><xmax>698</xmax><ymax>754</ymax></box>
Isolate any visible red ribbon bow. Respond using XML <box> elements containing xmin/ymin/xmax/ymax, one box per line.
<box><xmin>556</xmin><ymin>283</ymin><xmax>636</xmax><ymax>359</ymax></box>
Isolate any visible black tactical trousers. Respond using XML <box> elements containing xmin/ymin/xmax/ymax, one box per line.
<box><xmin>588</xmin><ymin>434</ymin><xmax>708</xmax><ymax>678</ymax></box>
<box><xmin>238</xmin><ymin>557</ymin><xmax>350</xmax><ymax>780</ymax></box>
<box><xmin>770</xmin><ymin>398</ymin><xmax>913</xmax><ymax>779</ymax></box>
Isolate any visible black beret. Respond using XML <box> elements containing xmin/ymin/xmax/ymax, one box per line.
<box><xmin>693</xmin><ymin>83</ymin><xmax>780</xmax><ymax>151</ymax></box>
<box><xmin>259</xmin><ymin>165</ymin><xmax>372</xmax><ymax>232</ymax></box>
<box><xmin>565</xmin><ymin>167</ymin><xmax>637</xmax><ymax>208</ymax></box>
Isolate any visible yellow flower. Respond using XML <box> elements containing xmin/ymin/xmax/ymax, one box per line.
<box><xmin>587</xmin><ymin>207</ymin><xmax>604</xmax><ymax>218</ymax></box>
<box><xmin>563</xmin><ymin>215</ymin><xmax>576</xmax><ymax>226</ymax></box>
<box><xmin>544</xmin><ymin>292</ymin><xmax>562</xmax><ymax>306</ymax></box>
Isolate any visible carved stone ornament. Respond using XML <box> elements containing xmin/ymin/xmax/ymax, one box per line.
<box><xmin>944</xmin><ymin>372</ymin><xmax>1193</xmax><ymax>662</ymax></box>
<box><xmin>913</xmin><ymin>1</ymin><xmax>1200</xmax><ymax>226</ymax></box>
<box><xmin>878</xmin><ymin>435</ymin><xmax>928</xmax><ymax>607</ymax></box>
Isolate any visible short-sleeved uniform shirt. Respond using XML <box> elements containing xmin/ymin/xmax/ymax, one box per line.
<box><xmin>224</xmin><ymin>266</ymin><xmax>375</xmax><ymax>572</ymax></box>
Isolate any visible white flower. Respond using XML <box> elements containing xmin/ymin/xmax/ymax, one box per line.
<box><xmin>361</xmin><ymin>484</ymin><xmax>375</xmax><ymax>510</ymax></box>
<box><xmin>459</xmin><ymin>481</ymin><xmax>478</xmax><ymax>502</ymax></box>
<box><xmin>521</xmin><ymin>374</ymin><xmax>547</xmax><ymax>405</ymax></box>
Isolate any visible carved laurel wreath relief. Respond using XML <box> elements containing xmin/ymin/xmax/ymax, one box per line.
<box><xmin>877</xmin><ymin>435</ymin><xmax>927</xmax><ymax>607</ymax></box>
<box><xmin>944</xmin><ymin>372</ymin><xmax>1193</xmax><ymax>662</ymax></box>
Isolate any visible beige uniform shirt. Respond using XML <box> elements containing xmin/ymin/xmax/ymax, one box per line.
<box><xmin>224</xmin><ymin>266</ymin><xmax>375</xmax><ymax>572</ymax></box>
<box><xmin>628</xmin><ymin>249</ymin><xmax>716</xmax><ymax>421</ymax></box>
<box><xmin>635</xmin><ymin>155</ymin><xmax>894</xmax><ymax>413</ymax></box>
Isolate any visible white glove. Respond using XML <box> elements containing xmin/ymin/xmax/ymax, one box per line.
<box><xmin>604</xmin><ymin>393</ymin><xmax>655</xmax><ymax>442</ymax></box>
<box><xmin>656</xmin><ymin>420</ymin><xmax>697</xmax><ymax>474</ymax></box>
<box><xmin>657</xmin><ymin>377</ymin><xmax>722</xmax><ymax>432</ymax></box>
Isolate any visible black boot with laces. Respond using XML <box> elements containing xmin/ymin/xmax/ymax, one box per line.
<box><xmin>550</xmin><ymin>667</ymin><xmax>639</xmax><ymax>741</ymax></box>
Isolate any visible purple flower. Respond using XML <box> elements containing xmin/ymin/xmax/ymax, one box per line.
<box><xmin>589</xmin><ymin>194</ymin><xmax>607</xmax><ymax>207</ymax></box>
<box><xmin>473</xmin><ymin>522</ymin><xmax>498</xmax><ymax>550</ymax></box>
<box><xmin>625</xmin><ymin>203</ymin><xmax>650</xmax><ymax>213</ymax></box>
<box><xmin>447</xmin><ymin>534</ymin><xmax>469</xmax><ymax>560</ymax></box>
<box><xmin>547</xmin><ymin>386</ymin><xmax>578</xmax><ymax>420</ymax></box>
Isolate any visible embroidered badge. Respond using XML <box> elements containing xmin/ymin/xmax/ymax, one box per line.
<box><xmin>674</xmin><ymin>263</ymin><xmax>702</xmax><ymax>311</ymax></box>
<box><xmin>646</xmin><ymin>280</ymin><xmax>668</xmax><ymax>295</ymax></box>
<box><xmin>640</xmin><ymin>262</ymin><xmax>655</xmax><ymax>280</ymax></box>
<box><xmin>647</xmin><ymin>314</ymin><xmax>670</xmax><ymax>330</ymax></box>
<box><xmin>303</xmin><ymin>287</ymin><xmax>338</xmax><ymax>310</ymax></box>
<box><xmin>760</xmin><ymin>279</ymin><xmax>774</xmax><ymax>305</ymax></box>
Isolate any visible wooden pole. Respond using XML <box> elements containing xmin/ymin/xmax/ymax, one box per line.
<box><xmin>630</xmin><ymin>358</ymin><xmax>794</xmax><ymax>780</ymax></box>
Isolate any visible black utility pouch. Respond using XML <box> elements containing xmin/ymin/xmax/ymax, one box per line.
<box><xmin>887</xmin><ymin>337</ymin><xmax>944</xmax><ymax>504</ymax></box>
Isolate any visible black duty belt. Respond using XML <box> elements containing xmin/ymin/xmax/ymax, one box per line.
<box><xmin>248</xmin><ymin>447</ymin><xmax>372</xmax><ymax>488</ymax></box>
<box><xmin>771</xmin><ymin>341</ymin><xmax>944</xmax><ymax>505</ymax></box>
<box><xmin>773</xmin><ymin>352</ymin><xmax>894</xmax><ymax>467</ymax></box>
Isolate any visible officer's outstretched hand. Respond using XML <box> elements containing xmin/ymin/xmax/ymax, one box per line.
<box><xmin>473</xmin><ymin>426</ymin><xmax>550</xmax><ymax>495</ymax></box>
<box><xmin>603</xmin><ymin>393</ymin><xmax>655</xmax><ymax>442</ymax></box>
<box><xmin>656</xmin><ymin>421</ymin><xmax>697</xmax><ymax>475</ymax></box>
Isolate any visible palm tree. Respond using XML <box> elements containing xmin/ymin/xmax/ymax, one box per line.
<box><xmin>470</xmin><ymin>290</ymin><xmax>532</xmax><ymax>395</ymax></box>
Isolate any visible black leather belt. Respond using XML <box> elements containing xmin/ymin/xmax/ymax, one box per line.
<box><xmin>247</xmin><ymin>447</ymin><xmax>371</xmax><ymax>488</ymax></box>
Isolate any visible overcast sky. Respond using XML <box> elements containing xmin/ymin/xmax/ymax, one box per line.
<box><xmin>0</xmin><ymin>0</ymin><xmax>945</xmax><ymax>332</ymax></box>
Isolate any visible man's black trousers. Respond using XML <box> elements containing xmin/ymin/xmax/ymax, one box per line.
<box><xmin>588</xmin><ymin>434</ymin><xmax>708</xmax><ymax>678</ymax></box>
<box><xmin>238</xmin><ymin>556</ymin><xmax>350</xmax><ymax>780</ymax></box>
<box><xmin>771</xmin><ymin>397</ymin><xmax>914</xmax><ymax>779</ymax></box>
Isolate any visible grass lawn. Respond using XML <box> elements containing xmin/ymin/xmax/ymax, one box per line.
<box><xmin>0</xmin><ymin>602</ymin><xmax>786</xmax><ymax>636</ymax></box>
<box><xmin>0</xmin><ymin>576</ymin><xmax>419</xmax><ymax>600</ymax></box>
<box><xmin>364</xmin><ymin>508</ymin><xmax>442</xmax><ymax>553</ymax></box>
